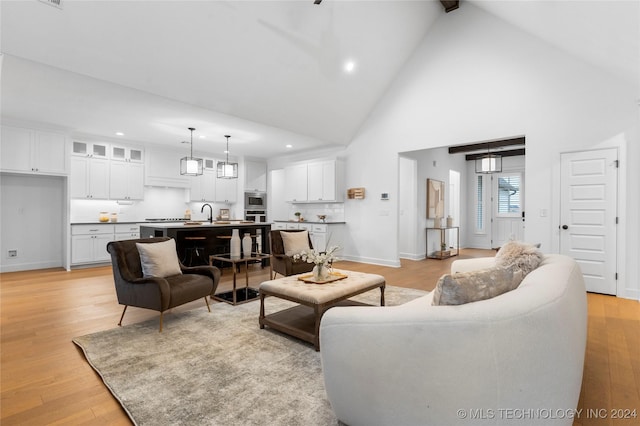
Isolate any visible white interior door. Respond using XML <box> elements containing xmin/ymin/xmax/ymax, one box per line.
<box><xmin>491</xmin><ymin>172</ymin><xmax>525</xmax><ymax>248</ymax></box>
<box><xmin>560</xmin><ymin>148</ymin><xmax>617</xmax><ymax>295</ymax></box>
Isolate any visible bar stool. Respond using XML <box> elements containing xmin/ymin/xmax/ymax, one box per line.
<box><xmin>182</xmin><ymin>236</ymin><xmax>207</xmax><ymax>266</ymax></box>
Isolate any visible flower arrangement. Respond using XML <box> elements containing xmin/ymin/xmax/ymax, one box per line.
<box><xmin>294</xmin><ymin>245</ymin><xmax>340</xmax><ymax>281</ymax></box>
<box><xmin>293</xmin><ymin>245</ymin><xmax>340</xmax><ymax>266</ymax></box>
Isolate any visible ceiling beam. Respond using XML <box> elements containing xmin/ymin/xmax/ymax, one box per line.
<box><xmin>465</xmin><ymin>148</ymin><xmax>526</xmax><ymax>161</ymax></box>
<box><xmin>448</xmin><ymin>137</ymin><xmax>526</xmax><ymax>154</ymax></box>
<box><xmin>440</xmin><ymin>1</ymin><xmax>460</xmax><ymax>13</ymax></box>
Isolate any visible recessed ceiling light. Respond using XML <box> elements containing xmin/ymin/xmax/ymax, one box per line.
<box><xmin>115</xmin><ymin>132</ymin><xmax>124</xmax><ymax>136</ymax></box>
<box><xmin>286</xmin><ymin>144</ymin><xmax>293</xmax><ymax>148</ymax></box>
<box><xmin>199</xmin><ymin>135</ymin><xmax>206</xmax><ymax>139</ymax></box>
<box><xmin>344</xmin><ymin>60</ymin><xmax>356</xmax><ymax>74</ymax></box>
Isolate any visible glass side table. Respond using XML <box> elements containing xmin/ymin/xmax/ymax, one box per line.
<box><xmin>209</xmin><ymin>252</ymin><xmax>272</xmax><ymax>305</ymax></box>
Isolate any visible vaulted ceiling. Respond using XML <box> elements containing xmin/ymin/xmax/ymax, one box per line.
<box><xmin>1</xmin><ymin>1</ymin><xmax>637</xmax><ymax>159</ymax></box>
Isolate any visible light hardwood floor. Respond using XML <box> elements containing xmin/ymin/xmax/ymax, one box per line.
<box><xmin>1</xmin><ymin>250</ymin><xmax>638</xmax><ymax>425</ymax></box>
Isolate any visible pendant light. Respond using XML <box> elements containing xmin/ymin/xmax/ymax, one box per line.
<box><xmin>217</xmin><ymin>135</ymin><xmax>238</xmax><ymax>179</ymax></box>
<box><xmin>180</xmin><ymin>127</ymin><xmax>203</xmax><ymax>176</ymax></box>
<box><xmin>475</xmin><ymin>143</ymin><xmax>502</xmax><ymax>174</ymax></box>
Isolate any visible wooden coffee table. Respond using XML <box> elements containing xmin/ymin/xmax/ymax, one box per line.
<box><xmin>258</xmin><ymin>269</ymin><xmax>385</xmax><ymax>351</ymax></box>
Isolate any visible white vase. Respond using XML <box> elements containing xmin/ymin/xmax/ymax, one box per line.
<box><xmin>242</xmin><ymin>233</ymin><xmax>252</xmax><ymax>257</ymax></box>
<box><xmin>312</xmin><ymin>263</ymin><xmax>330</xmax><ymax>281</ymax></box>
<box><xmin>230</xmin><ymin>229</ymin><xmax>241</xmax><ymax>258</ymax></box>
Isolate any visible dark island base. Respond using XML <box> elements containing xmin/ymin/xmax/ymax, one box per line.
<box><xmin>140</xmin><ymin>223</ymin><xmax>272</xmax><ymax>268</ymax></box>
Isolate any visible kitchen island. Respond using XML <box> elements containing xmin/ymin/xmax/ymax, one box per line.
<box><xmin>139</xmin><ymin>222</ymin><xmax>271</xmax><ymax>267</ymax></box>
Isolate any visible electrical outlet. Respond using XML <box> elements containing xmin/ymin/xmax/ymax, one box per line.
<box><xmin>8</xmin><ymin>249</ymin><xmax>17</xmax><ymax>258</ymax></box>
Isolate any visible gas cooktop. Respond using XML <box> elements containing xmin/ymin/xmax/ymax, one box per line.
<box><xmin>144</xmin><ymin>218</ymin><xmax>189</xmax><ymax>222</ymax></box>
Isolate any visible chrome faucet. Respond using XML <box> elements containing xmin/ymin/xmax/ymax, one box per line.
<box><xmin>201</xmin><ymin>203</ymin><xmax>213</xmax><ymax>223</ymax></box>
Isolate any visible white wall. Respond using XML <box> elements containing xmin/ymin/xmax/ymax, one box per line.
<box><xmin>0</xmin><ymin>174</ymin><xmax>65</xmax><ymax>272</ymax></box>
<box><xmin>398</xmin><ymin>156</ymin><xmax>417</xmax><ymax>259</ymax></box>
<box><xmin>342</xmin><ymin>3</ymin><xmax>639</xmax><ymax>297</ymax></box>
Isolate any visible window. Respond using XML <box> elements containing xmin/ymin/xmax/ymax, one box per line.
<box><xmin>497</xmin><ymin>174</ymin><xmax>521</xmax><ymax>217</ymax></box>
<box><xmin>475</xmin><ymin>175</ymin><xmax>484</xmax><ymax>233</ymax></box>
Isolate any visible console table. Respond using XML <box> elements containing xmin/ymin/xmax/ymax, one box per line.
<box><xmin>426</xmin><ymin>226</ymin><xmax>460</xmax><ymax>259</ymax></box>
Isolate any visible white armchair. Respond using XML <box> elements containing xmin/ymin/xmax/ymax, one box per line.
<box><xmin>320</xmin><ymin>255</ymin><xmax>587</xmax><ymax>426</ymax></box>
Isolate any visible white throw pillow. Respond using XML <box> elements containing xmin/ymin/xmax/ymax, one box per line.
<box><xmin>280</xmin><ymin>231</ymin><xmax>311</xmax><ymax>256</ymax></box>
<box><xmin>495</xmin><ymin>240</ymin><xmax>544</xmax><ymax>276</ymax></box>
<box><xmin>136</xmin><ymin>239</ymin><xmax>182</xmax><ymax>278</ymax></box>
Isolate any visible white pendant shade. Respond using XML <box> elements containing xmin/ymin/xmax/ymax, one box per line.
<box><xmin>475</xmin><ymin>153</ymin><xmax>502</xmax><ymax>174</ymax></box>
<box><xmin>217</xmin><ymin>135</ymin><xmax>238</xmax><ymax>179</ymax></box>
<box><xmin>180</xmin><ymin>127</ymin><xmax>203</xmax><ymax>176</ymax></box>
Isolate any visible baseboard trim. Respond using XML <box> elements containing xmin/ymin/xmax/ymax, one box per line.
<box><xmin>339</xmin><ymin>255</ymin><xmax>401</xmax><ymax>268</ymax></box>
<box><xmin>0</xmin><ymin>260</ymin><xmax>63</xmax><ymax>273</ymax></box>
<box><xmin>399</xmin><ymin>252</ymin><xmax>426</xmax><ymax>261</ymax></box>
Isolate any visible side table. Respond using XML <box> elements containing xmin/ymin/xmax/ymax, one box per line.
<box><xmin>209</xmin><ymin>252</ymin><xmax>272</xmax><ymax>305</ymax></box>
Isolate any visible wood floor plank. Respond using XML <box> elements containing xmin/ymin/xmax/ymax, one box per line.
<box><xmin>1</xmin><ymin>251</ymin><xmax>638</xmax><ymax>425</ymax></box>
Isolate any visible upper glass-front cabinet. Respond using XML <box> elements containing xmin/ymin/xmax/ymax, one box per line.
<box><xmin>72</xmin><ymin>141</ymin><xmax>108</xmax><ymax>158</ymax></box>
<box><xmin>111</xmin><ymin>145</ymin><xmax>143</xmax><ymax>162</ymax></box>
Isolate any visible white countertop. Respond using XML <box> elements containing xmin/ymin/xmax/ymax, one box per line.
<box><xmin>139</xmin><ymin>221</ymin><xmax>272</xmax><ymax>229</ymax></box>
<box><xmin>273</xmin><ymin>220</ymin><xmax>346</xmax><ymax>224</ymax></box>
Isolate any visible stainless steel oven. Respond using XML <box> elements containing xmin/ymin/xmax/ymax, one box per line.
<box><xmin>245</xmin><ymin>192</ymin><xmax>266</xmax><ymax>210</ymax></box>
<box><xmin>245</xmin><ymin>210</ymin><xmax>267</xmax><ymax>223</ymax></box>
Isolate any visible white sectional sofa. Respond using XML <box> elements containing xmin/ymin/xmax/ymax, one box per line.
<box><xmin>320</xmin><ymin>254</ymin><xmax>587</xmax><ymax>426</ymax></box>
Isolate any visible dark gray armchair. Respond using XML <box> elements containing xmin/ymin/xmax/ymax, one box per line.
<box><xmin>269</xmin><ymin>229</ymin><xmax>315</xmax><ymax>279</ymax></box>
<box><xmin>106</xmin><ymin>237</ymin><xmax>221</xmax><ymax>331</ymax></box>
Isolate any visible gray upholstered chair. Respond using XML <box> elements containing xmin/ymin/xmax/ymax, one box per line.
<box><xmin>106</xmin><ymin>237</ymin><xmax>221</xmax><ymax>331</ymax></box>
<box><xmin>269</xmin><ymin>229</ymin><xmax>315</xmax><ymax>279</ymax></box>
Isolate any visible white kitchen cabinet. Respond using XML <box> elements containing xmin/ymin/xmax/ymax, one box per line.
<box><xmin>189</xmin><ymin>170</ymin><xmax>216</xmax><ymax>202</ymax></box>
<box><xmin>71</xmin><ymin>225</ymin><xmax>113</xmax><ymax>264</ymax></box>
<box><xmin>307</xmin><ymin>160</ymin><xmax>341</xmax><ymax>203</ymax></box>
<box><xmin>245</xmin><ymin>160</ymin><xmax>267</xmax><ymax>192</ymax></box>
<box><xmin>284</xmin><ymin>159</ymin><xmax>343</xmax><ymax>203</ymax></box>
<box><xmin>70</xmin><ymin>156</ymin><xmax>110</xmax><ymax>199</ymax></box>
<box><xmin>1</xmin><ymin>126</ymin><xmax>68</xmax><ymax>175</ymax></box>
<box><xmin>114</xmin><ymin>224</ymin><xmax>140</xmax><ymax>241</ymax></box>
<box><xmin>284</xmin><ymin>163</ymin><xmax>308</xmax><ymax>202</ymax></box>
<box><xmin>72</xmin><ymin>141</ymin><xmax>108</xmax><ymax>158</ymax></box>
<box><xmin>111</xmin><ymin>145</ymin><xmax>143</xmax><ymax>163</ymax></box>
<box><xmin>110</xmin><ymin>161</ymin><xmax>144</xmax><ymax>200</ymax></box>
<box><xmin>145</xmin><ymin>147</ymin><xmax>190</xmax><ymax>188</ymax></box>
<box><xmin>273</xmin><ymin>221</ymin><xmax>344</xmax><ymax>252</ymax></box>
<box><xmin>312</xmin><ymin>223</ymin><xmax>345</xmax><ymax>252</ymax></box>
<box><xmin>215</xmin><ymin>176</ymin><xmax>237</xmax><ymax>203</ymax></box>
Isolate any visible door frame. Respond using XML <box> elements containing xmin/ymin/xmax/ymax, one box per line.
<box><xmin>556</xmin><ymin>144</ymin><xmax>628</xmax><ymax>298</ymax></box>
<box><xmin>491</xmin><ymin>170</ymin><xmax>525</xmax><ymax>249</ymax></box>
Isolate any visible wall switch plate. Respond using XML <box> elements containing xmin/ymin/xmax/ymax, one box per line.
<box><xmin>8</xmin><ymin>249</ymin><xmax>17</xmax><ymax>258</ymax></box>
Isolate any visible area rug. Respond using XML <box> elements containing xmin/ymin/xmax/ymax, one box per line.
<box><xmin>73</xmin><ymin>285</ymin><xmax>427</xmax><ymax>426</ymax></box>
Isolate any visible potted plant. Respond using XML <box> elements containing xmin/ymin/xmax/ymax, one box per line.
<box><xmin>294</xmin><ymin>212</ymin><xmax>301</xmax><ymax>222</ymax></box>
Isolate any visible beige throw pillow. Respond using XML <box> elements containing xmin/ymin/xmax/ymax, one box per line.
<box><xmin>495</xmin><ymin>240</ymin><xmax>544</xmax><ymax>276</ymax></box>
<box><xmin>280</xmin><ymin>231</ymin><xmax>311</xmax><ymax>256</ymax></box>
<box><xmin>136</xmin><ymin>239</ymin><xmax>182</xmax><ymax>278</ymax></box>
<box><xmin>432</xmin><ymin>267</ymin><xmax>523</xmax><ymax>306</ymax></box>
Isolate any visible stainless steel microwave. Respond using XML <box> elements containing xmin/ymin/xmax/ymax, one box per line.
<box><xmin>245</xmin><ymin>192</ymin><xmax>266</xmax><ymax>209</ymax></box>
